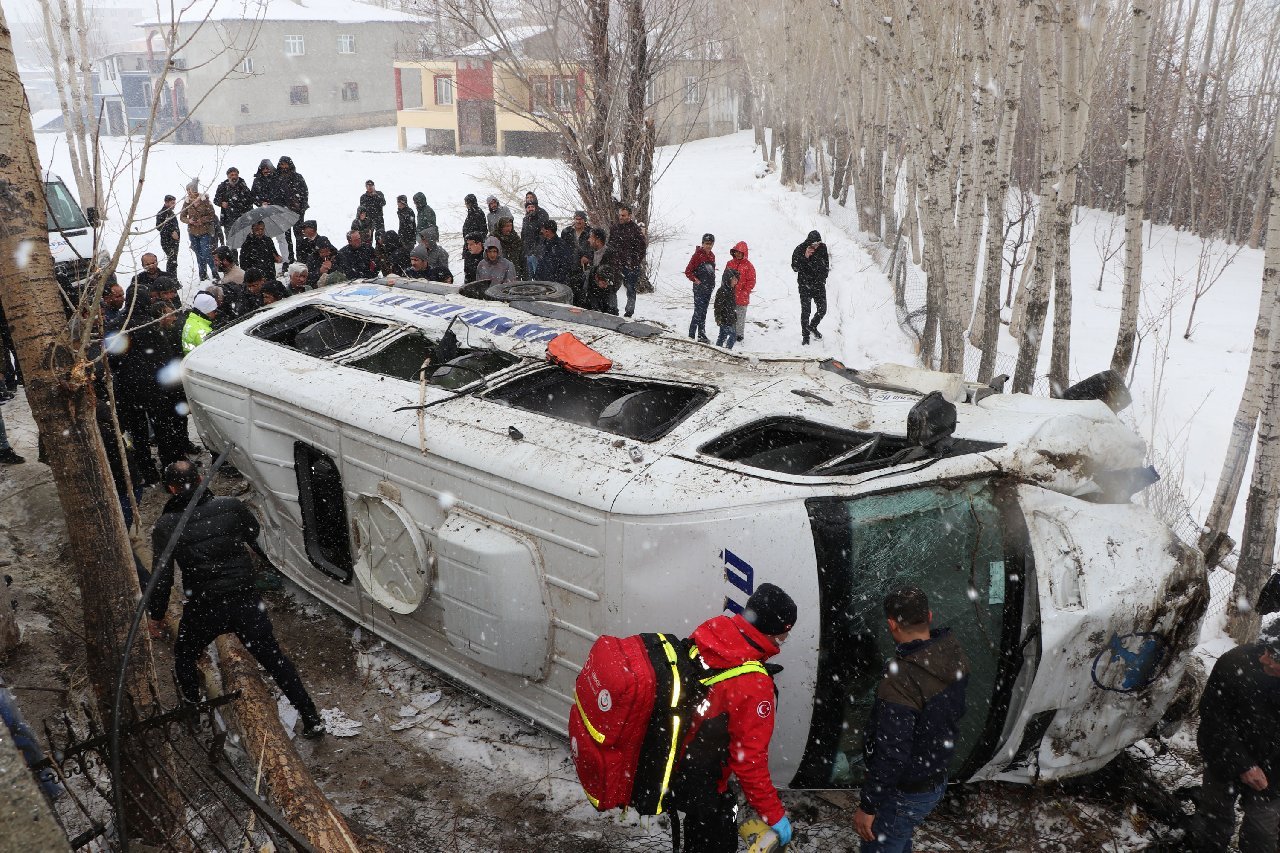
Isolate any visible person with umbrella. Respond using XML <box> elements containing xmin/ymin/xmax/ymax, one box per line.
<box><xmin>226</xmin><ymin>205</ymin><xmax>300</xmax><ymax>270</ymax></box>
<box><xmin>237</xmin><ymin>221</ymin><xmax>281</xmax><ymax>277</ymax></box>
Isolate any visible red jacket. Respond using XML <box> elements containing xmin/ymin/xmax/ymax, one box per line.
<box><xmin>684</xmin><ymin>245</ymin><xmax>716</xmax><ymax>283</ymax></box>
<box><xmin>679</xmin><ymin>613</ymin><xmax>785</xmax><ymax>825</ymax></box>
<box><xmin>726</xmin><ymin>241</ymin><xmax>756</xmax><ymax>306</ymax></box>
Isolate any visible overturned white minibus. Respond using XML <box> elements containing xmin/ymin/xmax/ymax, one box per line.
<box><xmin>182</xmin><ymin>279</ymin><xmax>1207</xmax><ymax>789</ymax></box>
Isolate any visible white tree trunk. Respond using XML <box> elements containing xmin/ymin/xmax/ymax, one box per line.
<box><xmin>1111</xmin><ymin>0</ymin><xmax>1154</xmax><ymax>377</ymax></box>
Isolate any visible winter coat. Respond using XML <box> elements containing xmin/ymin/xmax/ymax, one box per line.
<box><xmin>713</xmin><ymin>278</ymin><xmax>738</xmax><ymax>328</ymax></box>
<box><xmin>485</xmin><ymin>196</ymin><xmax>514</xmax><ymax>234</ymax></box>
<box><xmin>492</xmin><ymin>217</ymin><xmax>527</xmax><ymax>279</ymax></box>
<box><xmin>462</xmin><ymin>247</ymin><xmax>484</xmax><ymax>284</ymax></box>
<box><xmin>213</xmin><ymin>177</ymin><xmax>253</xmax><ymax>227</ymax></box>
<box><xmin>562</xmin><ymin>224</ymin><xmax>592</xmax><ymax>259</ymax></box>
<box><xmin>179</xmin><ymin>194</ymin><xmax>217</xmax><ymax>238</ymax></box>
<box><xmin>673</xmin><ymin>613</ymin><xmax>786</xmax><ymax>826</ymax></box>
<box><xmin>685</xmin><ymin>245</ymin><xmax>716</xmax><ymax>283</ymax></box>
<box><xmin>358</xmin><ymin>189</ymin><xmax>386</xmax><ymax>229</ymax></box>
<box><xmin>398</xmin><ymin>206</ymin><xmax>418</xmax><ymax>246</ymax></box>
<box><xmin>537</xmin><ymin>234</ymin><xmax>572</xmax><ymax>284</ymax></box>
<box><xmin>521</xmin><ymin>204</ymin><xmax>548</xmax><ymax>261</ymax></box>
<box><xmin>238</xmin><ymin>234</ymin><xmax>279</xmax><ymax>275</ymax></box>
<box><xmin>726</xmin><ymin>242</ymin><xmax>756</xmax><ymax>306</ymax></box>
<box><xmin>377</xmin><ymin>233</ymin><xmax>410</xmax><ymax>276</ymax></box>
<box><xmin>156</xmin><ymin>206</ymin><xmax>180</xmax><ymax>249</ymax></box>
<box><xmin>791</xmin><ymin>230</ymin><xmax>830</xmax><ymax>292</ymax></box>
<box><xmin>588</xmin><ymin>244</ymin><xmax>621</xmax><ymax>293</ymax></box>
<box><xmin>250</xmin><ymin>160</ymin><xmax>280</xmax><ymax>207</ymax></box>
<box><xmin>608</xmin><ymin>220</ymin><xmax>647</xmax><ymax>269</ymax></box>
<box><xmin>296</xmin><ymin>234</ymin><xmax>319</xmax><ymax>269</ymax></box>
<box><xmin>860</xmin><ymin>628</ymin><xmax>970</xmax><ymax>815</ymax></box>
<box><xmin>415</xmin><ymin>241</ymin><xmax>450</xmax><ymax>275</ymax></box>
<box><xmin>475</xmin><ymin>236</ymin><xmax>517</xmax><ymax>285</ymax></box>
<box><xmin>463</xmin><ymin>198</ymin><xmax>487</xmax><ymax>238</ymax></box>
<box><xmin>1198</xmin><ymin>643</ymin><xmax>1280</xmax><ymax>787</ymax></box>
<box><xmin>149</xmin><ymin>490</ymin><xmax>260</xmax><ymax>621</ymax></box>
<box><xmin>306</xmin><ymin>238</ymin><xmax>338</xmax><ymax>288</ymax></box>
<box><xmin>275</xmin><ymin>156</ymin><xmax>308</xmax><ymax>215</ymax></box>
<box><xmin>350</xmin><ymin>215</ymin><xmax>375</xmax><ymax>248</ymax></box>
<box><xmin>337</xmin><ymin>243</ymin><xmax>377</xmax><ymax>280</ymax></box>
<box><xmin>413</xmin><ymin>192</ymin><xmax>437</xmax><ymax>232</ymax></box>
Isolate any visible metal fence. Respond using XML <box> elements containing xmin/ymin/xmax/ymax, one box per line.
<box><xmin>32</xmin><ymin>691</ymin><xmax>315</xmax><ymax>852</ymax></box>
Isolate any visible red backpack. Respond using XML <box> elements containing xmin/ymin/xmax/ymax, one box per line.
<box><xmin>568</xmin><ymin>632</ymin><xmax>767</xmax><ymax>815</ymax></box>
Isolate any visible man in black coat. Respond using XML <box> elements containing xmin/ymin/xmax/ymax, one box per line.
<box><xmin>275</xmin><ymin>156</ymin><xmax>309</xmax><ymax>264</ymax></box>
<box><xmin>358</xmin><ymin>180</ymin><xmax>387</xmax><ymax>239</ymax></box>
<box><xmin>462</xmin><ymin>193</ymin><xmax>487</xmax><ymax>238</ymax></box>
<box><xmin>853</xmin><ymin>586</ymin><xmax>969</xmax><ymax>851</ymax></box>
<box><xmin>461</xmin><ymin>233</ymin><xmax>485</xmax><ymax>284</ymax></box>
<box><xmin>148</xmin><ymin>461</ymin><xmax>324</xmax><ymax>738</ymax></box>
<box><xmin>791</xmin><ymin>229</ymin><xmax>830</xmax><ymax>346</ymax></box>
<box><xmin>520</xmin><ymin>193</ymin><xmax>549</xmax><ymax>278</ymax></box>
<box><xmin>608</xmin><ymin>204</ymin><xmax>647</xmax><ymax>317</ymax></box>
<box><xmin>213</xmin><ymin>166</ymin><xmax>253</xmax><ymax>248</ymax></box>
<box><xmin>536</xmin><ymin>220</ymin><xmax>571</xmax><ymax>285</ymax></box>
<box><xmin>1192</xmin><ymin>622</ymin><xmax>1280</xmax><ymax>852</ymax></box>
<box><xmin>336</xmin><ymin>230</ymin><xmax>377</xmax><ymax>280</ymax></box>
<box><xmin>156</xmin><ymin>195</ymin><xmax>181</xmax><ymax>276</ymax></box>
<box><xmin>586</xmin><ymin>227</ymin><xmax>621</xmax><ymax>315</ymax></box>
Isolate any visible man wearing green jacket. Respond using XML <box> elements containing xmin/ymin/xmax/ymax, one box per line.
<box><xmin>182</xmin><ymin>292</ymin><xmax>218</xmax><ymax>354</ymax></box>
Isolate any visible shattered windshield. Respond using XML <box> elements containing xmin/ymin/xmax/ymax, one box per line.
<box><xmin>793</xmin><ymin>478</ymin><xmax>1026</xmax><ymax>788</ymax></box>
<box><xmin>46</xmin><ymin>180</ymin><xmax>89</xmax><ymax>232</ymax></box>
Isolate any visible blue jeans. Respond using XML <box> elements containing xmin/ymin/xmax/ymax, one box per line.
<box><xmin>621</xmin><ymin>266</ymin><xmax>641</xmax><ymax>316</ymax></box>
<box><xmin>862</xmin><ymin>783</ymin><xmax>946</xmax><ymax>853</ymax></box>
<box><xmin>190</xmin><ymin>234</ymin><xmax>214</xmax><ymax>280</ymax></box>
<box><xmin>689</xmin><ymin>283</ymin><xmax>713</xmax><ymax>338</ymax></box>
<box><xmin>526</xmin><ymin>255</ymin><xmax>539</xmax><ymax>278</ymax></box>
<box><xmin>716</xmin><ymin>324</ymin><xmax>736</xmax><ymax>349</ymax></box>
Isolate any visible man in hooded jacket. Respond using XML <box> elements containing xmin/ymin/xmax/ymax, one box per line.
<box><xmin>275</xmin><ymin>156</ymin><xmax>308</xmax><ymax>265</ymax></box>
<box><xmin>474</xmin><ymin>236</ymin><xmax>517</xmax><ymax>286</ymax></box>
<box><xmin>413</xmin><ymin>192</ymin><xmax>436</xmax><ymax>233</ymax></box>
<box><xmin>485</xmin><ymin>195</ymin><xmax>514</xmax><ymax>235</ymax></box>
<box><xmin>671</xmin><ymin>583</ymin><xmax>797</xmax><ymax>852</ymax></box>
<box><xmin>213</xmin><ymin>167</ymin><xmax>253</xmax><ymax>248</ymax></box>
<box><xmin>726</xmin><ymin>241</ymin><xmax>756</xmax><ymax>344</ymax></box>
<box><xmin>791</xmin><ymin>230</ymin><xmax>830</xmax><ymax>345</ymax></box>
<box><xmin>520</xmin><ymin>193</ymin><xmax>549</xmax><ymax>277</ymax></box>
<box><xmin>463</xmin><ymin>193</ymin><xmax>487</xmax><ymax>237</ymax></box>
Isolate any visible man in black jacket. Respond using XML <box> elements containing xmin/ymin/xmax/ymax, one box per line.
<box><xmin>213</xmin><ymin>167</ymin><xmax>253</xmax><ymax>248</ymax></box>
<box><xmin>358</xmin><ymin>180</ymin><xmax>386</xmax><ymax>239</ymax></box>
<box><xmin>1192</xmin><ymin>622</ymin><xmax>1280</xmax><ymax>852</ymax></box>
<box><xmin>156</xmin><ymin>195</ymin><xmax>181</xmax><ymax>276</ymax></box>
<box><xmin>586</xmin><ymin>227</ymin><xmax>620</xmax><ymax>315</ymax></box>
<box><xmin>790</xmin><ymin>230</ymin><xmax>830</xmax><ymax>346</ymax></box>
<box><xmin>608</xmin><ymin>204</ymin><xmax>647</xmax><ymax>317</ymax></box>
<box><xmin>337</xmin><ymin>230</ymin><xmax>377</xmax><ymax>280</ymax></box>
<box><xmin>275</xmin><ymin>156</ymin><xmax>309</xmax><ymax>265</ymax></box>
<box><xmin>149</xmin><ymin>461</ymin><xmax>324</xmax><ymax>738</ymax></box>
<box><xmin>854</xmin><ymin>586</ymin><xmax>969</xmax><ymax>852</ymax></box>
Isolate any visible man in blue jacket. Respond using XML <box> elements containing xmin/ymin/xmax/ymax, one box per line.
<box><xmin>854</xmin><ymin>585</ymin><xmax>969</xmax><ymax>852</ymax></box>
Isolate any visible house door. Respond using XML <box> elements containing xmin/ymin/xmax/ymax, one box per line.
<box><xmin>457</xmin><ymin>100</ymin><xmax>496</xmax><ymax>152</ymax></box>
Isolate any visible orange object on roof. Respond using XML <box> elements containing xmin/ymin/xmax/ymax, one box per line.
<box><xmin>547</xmin><ymin>332</ymin><xmax>612</xmax><ymax>374</ymax></box>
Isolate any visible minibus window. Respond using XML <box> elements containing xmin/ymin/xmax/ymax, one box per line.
<box><xmin>345</xmin><ymin>332</ymin><xmax>520</xmax><ymax>388</ymax></box>
<box><xmin>252</xmin><ymin>306</ymin><xmax>388</xmax><ymax>356</ymax></box>
<box><xmin>294</xmin><ymin>443</ymin><xmax>354</xmax><ymax>582</ymax></box>
<box><xmin>793</xmin><ymin>479</ymin><xmax>1026</xmax><ymax>788</ymax></box>
<box><xmin>485</xmin><ymin>367</ymin><xmax>711</xmax><ymax>442</ymax></box>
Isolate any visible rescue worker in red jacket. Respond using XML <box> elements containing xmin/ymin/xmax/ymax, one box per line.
<box><xmin>672</xmin><ymin>583</ymin><xmax>796</xmax><ymax>852</ymax></box>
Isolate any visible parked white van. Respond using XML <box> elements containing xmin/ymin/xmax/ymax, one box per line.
<box><xmin>181</xmin><ymin>279</ymin><xmax>1208</xmax><ymax>789</ymax></box>
<box><xmin>44</xmin><ymin>172</ymin><xmax>98</xmax><ymax>299</ymax></box>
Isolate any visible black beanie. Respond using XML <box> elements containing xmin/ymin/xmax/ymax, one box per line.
<box><xmin>743</xmin><ymin>583</ymin><xmax>797</xmax><ymax>636</ymax></box>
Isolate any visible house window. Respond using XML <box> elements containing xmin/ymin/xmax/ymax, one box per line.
<box><xmin>684</xmin><ymin>76</ymin><xmax>700</xmax><ymax>104</ymax></box>
<box><xmin>285</xmin><ymin>35</ymin><xmax>305</xmax><ymax>56</ymax></box>
<box><xmin>338</xmin><ymin>34</ymin><xmax>355</xmax><ymax>54</ymax></box>
<box><xmin>240</xmin><ymin>57</ymin><xmax>254</xmax><ymax>73</ymax></box>
<box><xmin>290</xmin><ymin>85</ymin><xmax>310</xmax><ymax>105</ymax></box>
<box><xmin>434</xmin><ymin>75</ymin><xmax>453</xmax><ymax>105</ymax></box>
<box><xmin>552</xmin><ymin>77</ymin><xmax>576</xmax><ymax>111</ymax></box>
<box><xmin>644</xmin><ymin>78</ymin><xmax>655</xmax><ymax>107</ymax></box>
<box><xmin>531</xmin><ymin>77</ymin><xmax>549</xmax><ymax>113</ymax></box>
<box><xmin>341</xmin><ymin>82</ymin><xmax>359</xmax><ymax>101</ymax></box>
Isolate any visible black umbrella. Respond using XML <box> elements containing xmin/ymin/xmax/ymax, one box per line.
<box><xmin>226</xmin><ymin>205</ymin><xmax>299</xmax><ymax>250</ymax></box>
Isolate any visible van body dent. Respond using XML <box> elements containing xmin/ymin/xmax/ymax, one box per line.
<box><xmin>181</xmin><ymin>280</ymin><xmax>1208</xmax><ymax>789</ymax></box>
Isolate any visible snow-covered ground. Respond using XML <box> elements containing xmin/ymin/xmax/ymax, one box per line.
<box><xmin>29</xmin><ymin>125</ymin><xmax>1266</xmax><ymax>850</ymax></box>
